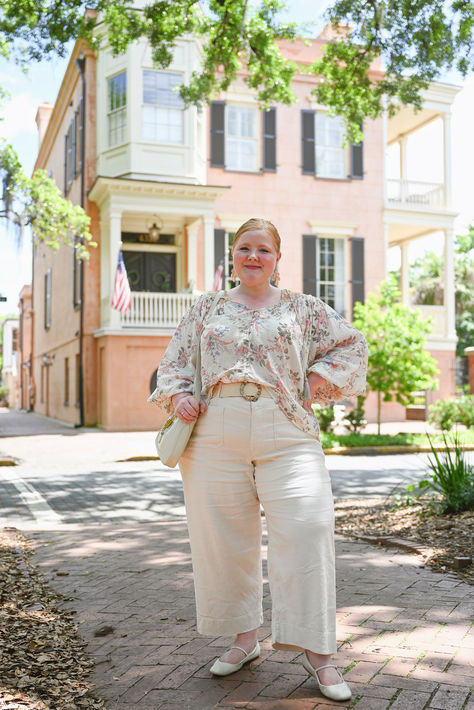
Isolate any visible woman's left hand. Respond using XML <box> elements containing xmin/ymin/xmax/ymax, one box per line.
<box><xmin>303</xmin><ymin>372</ymin><xmax>327</xmax><ymax>412</ymax></box>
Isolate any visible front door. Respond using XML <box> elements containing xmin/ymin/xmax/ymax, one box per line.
<box><xmin>123</xmin><ymin>251</ymin><xmax>177</xmax><ymax>293</ymax></box>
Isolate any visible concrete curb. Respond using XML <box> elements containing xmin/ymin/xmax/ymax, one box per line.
<box><xmin>117</xmin><ymin>442</ymin><xmax>474</xmax><ymax>462</ymax></box>
<box><xmin>323</xmin><ymin>443</ymin><xmax>474</xmax><ymax>456</ymax></box>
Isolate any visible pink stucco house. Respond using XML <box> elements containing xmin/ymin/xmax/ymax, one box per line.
<box><xmin>29</xmin><ymin>28</ymin><xmax>459</xmax><ymax>430</ymax></box>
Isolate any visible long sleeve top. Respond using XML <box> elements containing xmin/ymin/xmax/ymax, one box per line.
<box><xmin>148</xmin><ymin>289</ymin><xmax>368</xmax><ymax>438</ymax></box>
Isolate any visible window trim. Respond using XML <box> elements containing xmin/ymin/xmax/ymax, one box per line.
<box><xmin>225</xmin><ymin>103</ymin><xmax>260</xmax><ymax>173</ymax></box>
<box><xmin>107</xmin><ymin>71</ymin><xmax>127</xmax><ymax>148</ymax></box>
<box><xmin>314</xmin><ymin>112</ymin><xmax>347</xmax><ymax>181</ymax></box>
<box><xmin>141</xmin><ymin>69</ymin><xmax>185</xmax><ymax>145</ymax></box>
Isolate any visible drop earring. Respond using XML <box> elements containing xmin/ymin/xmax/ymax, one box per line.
<box><xmin>231</xmin><ymin>268</ymin><xmax>239</xmax><ymax>282</ymax></box>
<box><xmin>272</xmin><ymin>268</ymin><xmax>280</xmax><ymax>286</ymax></box>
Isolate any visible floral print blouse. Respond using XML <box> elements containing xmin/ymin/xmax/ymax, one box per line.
<box><xmin>148</xmin><ymin>289</ymin><xmax>368</xmax><ymax>438</ymax></box>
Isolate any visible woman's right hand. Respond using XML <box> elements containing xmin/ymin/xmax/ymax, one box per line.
<box><xmin>171</xmin><ymin>393</ymin><xmax>207</xmax><ymax>423</ymax></box>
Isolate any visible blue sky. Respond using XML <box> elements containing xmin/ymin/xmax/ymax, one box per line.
<box><xmin>1</xmin><ymin>2</ymin><xmax>473</xmax><ymax>316</ymax></box>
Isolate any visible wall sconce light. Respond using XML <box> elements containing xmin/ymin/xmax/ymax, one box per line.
<box><xmin>148</xmin><ymin>217</ymin><xmax>163</xmax><ymax>242</ymax></box>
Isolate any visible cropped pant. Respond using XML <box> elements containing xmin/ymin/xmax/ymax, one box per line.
<box><xmin>179</xmin><ymin>387</ymin><xmax>336</xmax><ymax>655</ymax></box>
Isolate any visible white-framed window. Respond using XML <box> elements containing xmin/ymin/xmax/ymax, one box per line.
<box><xmin>108</xmin><ymin>72</ymin><xmax>127</xmax><ymax>147</ymax></box>
<box><xmin>315</xmin><ymin>113</ymin><xmax>345</xmax><ymax>179</ymax></box>
<box><xmin>226</xmin><ymin>104</ymin><xmax>258</xmax><ymax>172</ymax></box>
<box><xmin>142</xmin><ymin>70</ymin><xmax>184</xmax><ymax>143</ymax></box>
<box><xmin>317</xmin><ymin>237</ymin><xmax>345</xmax><ymax>314</ymax></box>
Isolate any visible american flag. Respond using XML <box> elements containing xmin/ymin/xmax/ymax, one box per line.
<box><xmin>213</xmin><ymin>259</ymin><xmax>224</xmax><ymax>291</ymax></box>
<box><xmin>112</xmin><ymin>249</ymin><xmax>132</xmax><ymax>313</ymax></box>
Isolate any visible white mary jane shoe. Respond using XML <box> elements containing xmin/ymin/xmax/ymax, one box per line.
<box><xmin>209</xmin><ymin>641</ymin><xmax>260</xmax><ymax>676</ymax></box>
<box><xmin>301</xmin><ymin>654</ymin><xmax>352</xmax><ymax>702</ymax></box>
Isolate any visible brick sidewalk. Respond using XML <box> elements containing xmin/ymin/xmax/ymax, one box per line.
<box><xmin>32</xmin><ymin>522</ymin><xmax>473</xmax><ymax>710</ymax></box>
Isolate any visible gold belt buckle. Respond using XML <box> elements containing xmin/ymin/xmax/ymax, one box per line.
<box><xmin>240</xmin><ymin>382</ymin><xmax>262</xmax><ymax>402</ymax></box>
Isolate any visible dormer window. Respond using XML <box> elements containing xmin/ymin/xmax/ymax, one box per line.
<box><xmin>142</xmin><ymin>70</ymin><xmax>184</xmax><ymax>143</ymax></box>
<box><xmin>108</xmin><ymin>72</ymin><xmax>127</xmax><ymax>147</ymax></box>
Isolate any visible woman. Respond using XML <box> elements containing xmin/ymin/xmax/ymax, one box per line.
<box><xmin>149</xmin><ymin>218</ymin><xmax>368</xmax><ymax>701</ymax></box>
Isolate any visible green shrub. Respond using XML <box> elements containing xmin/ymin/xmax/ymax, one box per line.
<box><xmin>457</xmin><ymin>394</ymin><xmax>474</xmax><ymax>428</ymax></box>
<box><xmin>313</xmin><ymin>404</ymin><xmax>335</xmax><ymax>433</ymax></box>
<box><xmin>343</xmin><ymin>396</ymin><xmax>367</xmax><ymax>434</ymax></box>
<box><xmin>405</xmin><ymin>432</ymin><xmax>474</xmax><ymax>514</ymax></box>
<box><xmin>0</xmin><ymin>385</ymin><xmax>9</xmax><ymax>404</ymax></box>
<box><xmin>428</xmin><ymin>395</ymin><xmax>474</xmax><ymax>430</ymax></box>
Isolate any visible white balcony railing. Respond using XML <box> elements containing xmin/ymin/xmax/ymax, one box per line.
<box><xmin>387</xmin><ymin>179</ymin><xmax>445</xmax><ymax>209</ymax></box>
<box><xmin>121</xmin><ymin>291</ymin><xmax>199</xmax><ymax>329</ymax></box>
<box><xmin>413</xmin><ymin>304</ymin><xmax>446</xmax><ymax>338</ymax></box>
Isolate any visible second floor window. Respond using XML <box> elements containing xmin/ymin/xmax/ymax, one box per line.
<box><xmin>226</xmin><ymin>105</ymin><xmax>258</xmax><ymax>172</ymax></box>
<box><xmin>142</xmin><ymin>70</ymin><xmax>183</xmax><ymax>143</ymax></box>
<box><xmin>108</xmin><ymin>72</ymin><xmax>127</xmax><ymax>146</ymax></box>
<box><xmin>302</xmin><ymin>110</ymin><xmax>364</xmax><ymax>179</ymax></box>
<box><xmin>315</xmin><ymin>114</ymin><xmax>345</xmax><ymax>179</ymax></box>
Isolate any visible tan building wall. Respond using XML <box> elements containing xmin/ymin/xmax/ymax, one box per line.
<box><xmin>32</xmin><ymin>44</ymin><xmax>99</xmax><ymax>426</ymax></box>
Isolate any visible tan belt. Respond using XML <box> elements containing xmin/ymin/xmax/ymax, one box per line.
<box><xmin>210</xmin><ymin>382</ymin><xmax>272</xmax><ymax>402</ymax></box>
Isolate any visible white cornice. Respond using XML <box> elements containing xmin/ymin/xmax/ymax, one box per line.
<box><xmin>88</xmin><ymin>176</ymin><xmax>229</xmax><ymax>209</ymax></box>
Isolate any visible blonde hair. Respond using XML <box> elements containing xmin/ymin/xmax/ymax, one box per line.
<box><xmin>232</xmin><ymin>218</ymin><xmax>281</xmax><ymax>254</ymax></box>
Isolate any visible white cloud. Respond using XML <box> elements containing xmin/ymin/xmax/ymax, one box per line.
<box><xmin>1</xmin><ymin>92</ymin><xmax>37</xmax><ymax>141</ymax></box>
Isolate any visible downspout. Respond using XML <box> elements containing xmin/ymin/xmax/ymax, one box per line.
<box><xmin>75</xmin><ymin>52</ymin><xmax>86</xmax><ymax>428</ymax></box>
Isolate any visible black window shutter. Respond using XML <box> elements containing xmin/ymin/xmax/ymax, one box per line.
<box><xmin>350</xmin><ymin>125</ymin><xmax>364</xmax><ymax>178</ymax></box>
<box><xmin>214</xmin><ymin>228</ymin><xmax>226</xmax><ymax>272</ymax></box>
<box><xmin>71</xmin><ymin>114</ymin><xmax>76</xmax><ymax>180</ymax></box>
<box><xmin>301</xmin><ymin>110</ymin><xmax>315</xmax><ymax>175</ymax></box>
<box><xmin>302</xmin><ymin>234</ymin><xmax>317</xmax><ymax>296</ymax></box>
<box><xmin>263</xmin><ymin>107</ymin><xmax>276</xmax><ymax>172</ymax></box>
<box><xmin>64</xmin><ymin>133</ymin><xmax>68</xmax><ymax>194</ymax></box>
<box><xmin>351</xmin><ymin>237</ymin><xmax>365</xmax><ymax>316</ymax></box>
<box><xmin>210</xmin><ymin>101</ymin><xmax>225</xmax><ymax>167</ymax></box>
<box><xmin>77</xmin><ymin>97</ymin><xmax>84</xmax><ymax>173</ymax></box>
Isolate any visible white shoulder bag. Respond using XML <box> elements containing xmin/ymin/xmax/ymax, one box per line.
<box><xmin>155</xmin><ymin>291</ymin><xmax>222</xmax><ymax>468</ymax></box>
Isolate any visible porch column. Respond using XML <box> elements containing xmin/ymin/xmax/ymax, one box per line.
<box><xmin>442</xmin><ymin>111</ymin><xmax>453</xmax><ymax>208</ymax></box>
<box><xmin>186</xmin><ymin>219</ymin><xmax>199</xmax><ymax>292</ymax></box>
<box><xmin>203</xmin><ymin>215</ymin><xmax>215</xmax><ymax>291</ymax></box>
<box><xmin>399</xmin><ymin>135</ymin><xmax>408</xmax><ymax>201</ymax></box>
<box><xmin>400</xmin><ymin>240</ymin><xmax>409</xmax><ymax>305</ymax></box>
<box><xmin>100</xmin><ymin>209</ymin><xmax>122</xmax><ymax>328</ymax></box>
<box><xmin>444</xmin><ymin>227</ymin><xmax>456</xmax><ymax>339</ymax></box>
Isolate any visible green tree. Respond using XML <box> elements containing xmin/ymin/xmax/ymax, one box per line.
<box><xmin>0</xmin><ymin>140</ymin><xmax>94</xmax><ymax>257</ymax></box>
<box><xmin>0</xmin><ymin>0</ymin><xmax>473</xmax><ymax>141</ymax></box>
<box><xmin>353</xmin><ymin>277</ymin><xmax>439</xmax><ymax>434</ymax></box>
<box><xmin>409</xmin><ymin>227</ymin><xmax>474</xmax><ymax>356</ymax></box>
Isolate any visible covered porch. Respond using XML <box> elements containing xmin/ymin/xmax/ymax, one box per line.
<box><xmin>88</xmin><ymin>177</ymin><xmax>228</xmax><ymax>334</ymax></box>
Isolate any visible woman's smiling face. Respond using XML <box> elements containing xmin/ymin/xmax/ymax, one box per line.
<box><xmin>232</xmin><ymin>229</ymin><xmax>281</xmax><ymax>286</ymax></box>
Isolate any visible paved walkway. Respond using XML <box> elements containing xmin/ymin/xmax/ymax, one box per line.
<box><xmin>31</xmin><ymin>521</ymin><xmax>473</xmax><ymax>710</ymax></box>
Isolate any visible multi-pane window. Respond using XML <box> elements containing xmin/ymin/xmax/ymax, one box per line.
<box><xmin>315</xmin><ymin>114</ymin><xmax>346</xmax><ymax>179</ymax></box>
<box><xmin>142</xmin><ymin>70</ymin><xmax>183</xmax><ymax>143</ymax></box>
<box><xmin>318</xmin><ymin>238</ymin><xmax>345</xmax><ymax>314</ymax></box>
<box><xmin>226</xmin><ymin>105</ymin><xmax>258</xmax><ymax>172</ymax></box>
<box><xmin>108</xmin><ymin>72</ymin><xmax>127</xmax><ymax>146</ymax></box>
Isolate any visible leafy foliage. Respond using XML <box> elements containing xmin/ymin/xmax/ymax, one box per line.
<box><xmin>405</xmin><ymin>432</ymin><xmax>474</xmax><ymax>514</ymax></box>
<box><xmin>313</xmin><ymin>403</ymin><xmax>336</xmax><ymax>433</ymax></box>
<box><xmin>409</xmin><ymin>227</ymin><xmax>474</xmax><ymax>356</ymax></box>
<box><xmin>0</xmin><ymin>140</ymin><xmax>95</xmax><ymax>258</ymax></box>
<box><xmin>0</xmin><ymin>1</ymin><xmax>473</xmax><ymax>139</ymax></box>
<box><xmin>352</xmin><ymin>277</ymin><xmax>439</xmax><ymax>433</ymax></box>
<box><xmin>343</xmin><ymin>395</ymin><xmax>366</xmax><ymax>434</ymax></box>
<box><xmin>428</xmin><ymin>394</ymin><xmax>474</xmax><ymax>430</ymax></box>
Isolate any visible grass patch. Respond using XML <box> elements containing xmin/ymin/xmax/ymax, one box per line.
<box><xmin>321</xmin><ymin>430</ymin><xmax>474</xmax><ymax>449</ymax></box>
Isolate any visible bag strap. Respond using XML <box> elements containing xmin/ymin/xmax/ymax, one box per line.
<box><xmin>194</xmin><ymin>290</ymin><xmax>223</xmax><ymax>399</ymax></box>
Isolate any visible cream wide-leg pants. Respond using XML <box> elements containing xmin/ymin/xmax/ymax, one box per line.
<box><xmin>179</xmin><ymin>388</ymin><xmax>336</xmax><ymax>655</ymax></box>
